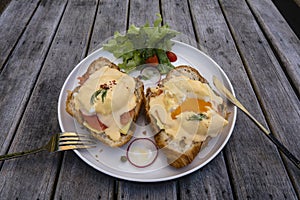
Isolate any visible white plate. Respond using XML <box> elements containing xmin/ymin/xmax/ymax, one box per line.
<box><xmin>58</xmin><ymin>40</ymin><xmax>237</xmax><ymax>182</ymax></box>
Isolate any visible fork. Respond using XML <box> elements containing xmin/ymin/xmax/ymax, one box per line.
<box><xmin>0</xmin><ymin>132</ymin><xmax>96</xmax><ymax>161</ymax></box>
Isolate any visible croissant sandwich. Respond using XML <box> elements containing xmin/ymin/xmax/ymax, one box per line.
<box><xmin>145</xmin><ymin>66</ymin><xmax>228</xmax><ymax>168</ymax></box>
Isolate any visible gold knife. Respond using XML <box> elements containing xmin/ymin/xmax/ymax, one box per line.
<box><xmin>213</xmin><ymin>76</ymin><xmax>300</xmax><ymax>169</ymax></box>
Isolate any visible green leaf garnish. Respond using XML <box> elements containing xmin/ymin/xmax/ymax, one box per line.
<box><xmin>187</xmin><ymin>113</ymin><xmax>208</xmax><ymax>121</ymax></box>
<box><xmin>90</xmin><ymin>89</ymin><xmax>108</xmax><ymax>105</ymax></box>
<box><xmin>102</xmin><ymin>13</ymin><xmax>179</xmax><ymax>73</ymax></box>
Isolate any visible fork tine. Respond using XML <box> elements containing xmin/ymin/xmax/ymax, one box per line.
<box><xmin>58</xmin><ymin>132</ymin><xmax>97</xmax><ymax>151</ymax></box>
<box><xmin>59</xmin><ymin>140</ymin><xmax>96</xmax><ymax>149</ymax></box>
<box><xmin>58</xmin><ymin>144</ymin><xmax>96</xmax><ymax>151</ymax></box>
<box><xmin>59</xmin><ymin>137</ymin><xmax>96</xmax><ymax>143</ymax></box>
<box><xmin>60</xmin><ymin>132</ymin><xmax>89</xmax><ymax>138</ymax></box>
<box><xmin>59</xmin><ymin>140</ymin><xmax>96</xmax><ymax>146</ymax></box>
<box><xmin>59</xmin><ymin>133</ymin><xmax>94</xmax><ymax>141</ymax></box>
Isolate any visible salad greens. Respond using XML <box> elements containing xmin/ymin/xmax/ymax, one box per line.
<box><xmin>103</xmin><ymin>14</ymin><xmax>179</xmax><ymax>74</ymax></box>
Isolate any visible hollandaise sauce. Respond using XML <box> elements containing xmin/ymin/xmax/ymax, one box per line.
<box><xmin>74</xmin><ymin>66</ymin><xmax>137</xmax><ymax>141</ymax></box>
<box><xmin>149</xmin><ymin>76</ymin><xmax>228</xmax><ymax>143</ymax></box>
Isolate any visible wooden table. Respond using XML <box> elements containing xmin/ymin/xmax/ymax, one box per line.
<box><xmin>0</xmin><ymin>0</ymin><xmax>299</xmax><ymax>199</ymax></box>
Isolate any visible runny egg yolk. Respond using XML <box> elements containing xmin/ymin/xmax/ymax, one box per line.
<box><xmin>171</xmin><ymin>98</ymin><xmax>212</xmax><ymax>119</ymax></box>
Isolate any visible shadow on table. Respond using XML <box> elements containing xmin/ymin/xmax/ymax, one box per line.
<box><xmin>272</xmin><ymin>0</ymin><xmax>300</xmax><ymax>38</ymax></box>
<box><xmin>0</xmin><ymin>0</ymin><xmax>11</xmax><ymax>14</ymax></box>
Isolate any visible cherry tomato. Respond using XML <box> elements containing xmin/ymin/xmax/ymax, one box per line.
<box><xmin>145</xmin><ymin>54</ymin><xmax>159</xmax><ymax>65</ymax></box>
<box><xmin>166</xmin><ymin>51</ymin><xmax>177</xmax><ymax>62</ymax></box>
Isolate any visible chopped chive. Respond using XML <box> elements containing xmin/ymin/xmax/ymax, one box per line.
<box><xmin>187</xmin><ymin>113</ymin><xmax>208</xmax><ymax>121</ymax></box>
<box><xmin>90</xmin><ymin>89</ymin><xmax>108</xmax><ymax>105</ymax></box>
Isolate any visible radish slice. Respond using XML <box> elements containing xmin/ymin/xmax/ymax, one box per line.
<box><xmin>139</xmin><ymin>66</ymin><xmax>161</xmax><ymax>84</ymax></box>
<box><xmin>126</xmin><ymin>138</ymin><xmax>159</xmax><ymax>168</ymax></box>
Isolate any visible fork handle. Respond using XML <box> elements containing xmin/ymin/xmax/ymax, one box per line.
<box><xmin>0</xmin><ymin>147</ymin><xmax>45</xmax><ymax>161</ymax></box>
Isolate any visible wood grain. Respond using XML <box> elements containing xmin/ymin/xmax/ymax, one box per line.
<box><xmin>128</xmin><ymin>0</ymin><xmax>160</xmax><ymax>26</ymax></box>
<box><xmin>0</xmin><ymin>0</ymin><xmax>40</xmax><ymax>69</ymax></box>
<box><xmin>118</xmin><ymin>181</ymin><xmax>177</xmax><ymax>199</ymax></box>
<box><xmin>54</xmin><ymin>153</ymin><xmax>115</xmax><ymax>200</ymax></box>
<box><xmin>218</xmin><ymin>1</ymin><xmax>300</xmax><ymax>195</ymax></box>
<box><xmin>0</xmin><ymin>0</ymin><xmax>68</xmax><ymax>199</ymax></box>
<box><xmin>0</xmin><ymin>0</ymin><xmax>66</xmax><ymax>156</ymax></box>
<box><xmin>89</xmin><ymin>0</ymin><xmax>129</xmax><ymax>53</ymax></box>
<box><xmin>179</xmin><ymin>153</ymin><xmax>234</xmax><ymax>200</ymax></box>
<box><xmin>246</xmin><ymin>0</ymin><xmax>300</xmax><ymax>94</ymax></box>
<box><xmin>190</xmin><ymin>0</ymin><xmax>298</xmax><ymax>199</ymax></box>
<box><xmin>161</xmin><ymin>0</ymin><xmax>197</xmax><ymax>47</ymax></box>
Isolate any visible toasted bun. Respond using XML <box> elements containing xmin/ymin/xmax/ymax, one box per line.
<box><xmin>146</xmin><ymin>65</ymin><xmax>210</xmax><ymax>168</ymax></box>
<box><xmin>66</xmin><ymin>57</ymin><xmax>144</xmax><ymax>147</ymax></box>
<box><xmin>165</xmin><ymin>65</ymin><xmax>208</xmax><ymax>83</ymax></box>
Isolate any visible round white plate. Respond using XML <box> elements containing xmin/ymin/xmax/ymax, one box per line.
<box><xmin>58</xmin><ymin>40</ymin><xmax>237</xmax><ymax>182</ymax></box>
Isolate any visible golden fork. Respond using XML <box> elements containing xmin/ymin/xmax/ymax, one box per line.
<box><xmin>213</xmin><ymin>76</ymin><xmax>300</xmax><ymax>169</ymax></box>
<box><xmin>0</xmin><ymin>132</ymin><xmax>96</xmax><ymax>161</ymax></box>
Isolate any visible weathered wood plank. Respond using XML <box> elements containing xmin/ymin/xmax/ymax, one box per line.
<box><xmin>179</xmin><ymin>153</ymin><xmax>234</xmax><ymax>200</ymax></box>
<box><xmin>117</xmin><ymin>181</ymin><xmax>177</xmax><ymax>199</ymax></box>
<box><xmin>0</xmin><ymin>0</ymin><xmax>40</xmax><ymax>69</ymax></box>
<box><xmin>161</xmin><ymin>1</ymin><xmax>234</xmax><ymax>199</ymax></box>
<box><xmin>0</xmin><ymin>0</ymin><xmax>66</xmax><ymax>156</ymax></box>
<box><xmin>0</xmin><ymin>0</ymin><xmax>69</xmax><ymax>199</ymax></box>
<box><xmin>246</xmin><ymin>0</ymin><xmax>300</xmax><ymax>94</ymax></box>
<box><xmin>161</xmin><ymin>0</ymin><xmax>197</xmax><ymax>47</ymax></box>
<box><xmin>55</xmin><ymin>153</ymin><xmax>115</xmax><ymax>200</ymax></box>
<box><xmin>128</xmin><ymin>0</ymin><xmax>160</xmax><ymax>27</ymax></box>
<box><xmin>219</xmin><ymin>1</ymin><xmax>300</xmax><ymax>194</ymax></box>
<box><xmin>189</xmin><ymin>0</ymin><xmax>298</xmax><ymax>199</ymax></box>
<box><xmin>88</xmin><ymin>0</ymin><xmax>129</xmax><ymax>53</ymax></box>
